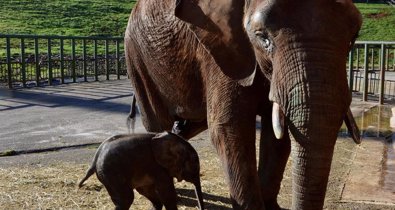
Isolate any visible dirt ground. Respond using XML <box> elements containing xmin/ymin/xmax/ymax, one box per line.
<box><xmin>1</xmin><ymin>130</ymin><xmax>393</xmax><ymax>210</ymax></box>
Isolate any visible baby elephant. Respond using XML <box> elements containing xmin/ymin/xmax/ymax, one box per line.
<box><xmin>79</xmin><ymin>131</ymin><xmax>204</xmax><ymax>210</ymax></box>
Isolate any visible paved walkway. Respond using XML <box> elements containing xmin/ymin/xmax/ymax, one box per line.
<box><xmin>0</xmin><ymin>80</ymin><xmax>145</xmax><ymax>161</ymax></box>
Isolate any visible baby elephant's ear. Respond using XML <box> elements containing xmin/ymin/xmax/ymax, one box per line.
<box><xmin>152</xmin><ymin>132</ymin><xmax>186</xmax><ymax>174</ymax></box>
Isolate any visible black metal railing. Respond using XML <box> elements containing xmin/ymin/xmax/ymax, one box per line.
<box><xmin>0</xmin><ymin>34</ymin><xmax>126</xmax><ymax>88</ymax></box>
<box><xmin>1</xmin><ymin>35</ymin><xmax>395</xmax><ymax>104</ymax></box>
<box><xmin>347</xmin><ymin>41</ymin><xmax>395</xmax><ymax>104</ymax></box>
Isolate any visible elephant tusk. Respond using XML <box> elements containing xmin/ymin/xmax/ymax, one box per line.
<box><xmin>272</xmin><ymin>102</ymin><xmax>285</xmax><ymax>139</ymax></box>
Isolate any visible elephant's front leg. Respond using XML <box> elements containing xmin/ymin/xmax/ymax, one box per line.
<box><xmin>207</xmin><ymin>84</ymin><xmax>264</xmax><ymax>210</ymax></box>
<box><xmin>258</xmin><ymin>105</ymin><xmax>291</xmax><ymax>210</ymax></box>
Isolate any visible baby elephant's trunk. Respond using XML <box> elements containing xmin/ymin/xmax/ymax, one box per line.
<box><xmin>194</xmin><ymin>179</ymin><xmax>205</xmax><ymax>210</ymax></box>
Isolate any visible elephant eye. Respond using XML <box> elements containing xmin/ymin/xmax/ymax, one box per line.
<box><xmin>254</xmin><ymin>31</ymin><xmax>273</xmax><ymax>53</ymax></box>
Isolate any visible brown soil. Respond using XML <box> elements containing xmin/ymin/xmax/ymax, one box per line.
<box><xmin>367</xmin><ymin>12</ymin><xmax>390</xmax><ymax>19</ymax></box>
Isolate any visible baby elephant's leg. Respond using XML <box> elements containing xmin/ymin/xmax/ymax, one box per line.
<box><xmin>136</xmin><ymin>185</ymin><xmax>163</xmax><ymax>210</ymax></box>
<box><xmin>155</xmin><ymin>179</ymin><xmax>178</xmax><ymax>210</ymax></box>
<box><xmin>102</xmin><ymin>180</ymin><xmax>134</xmax><ymax>210</ymax></box>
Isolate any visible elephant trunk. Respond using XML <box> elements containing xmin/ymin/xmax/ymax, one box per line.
<box><xmin>288</xmin><ymin>90</ymin><xmax>345</xmax><ymax>210</ymax></box>
<box><xmin>193</xmin><ymin>179</ymin><xmax>205</xmax><ymax>210</ymax></box>
<box><xmin>290</xmin><ymin>135</ymin><xmax>335</xmax><ymax>209</ymax></box>
<box><xmin>269</xmin><ymin>42</ymin><xmax>350</xmax><ymax>209</ymax></box>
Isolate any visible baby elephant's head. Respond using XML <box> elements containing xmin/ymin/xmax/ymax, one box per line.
<box><xmin>151</xmin><ymin>131</ymin><xmax>204</xmax><ymax>209</ymax></box>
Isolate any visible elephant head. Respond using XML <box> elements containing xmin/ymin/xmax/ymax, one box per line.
<box><xmin>244</xmin><ymin>0</ymin><xmax>362</xmax><ymax>209</ymax></box>
<box><xmin>152</xmin><ymin>132</ymin><xmax>204</xmax><ymax>210</ymax></box>
<box><xmin>175</xmin><ymin>0</ymin><xmax>361</xmax><ymax>209</ymax></box>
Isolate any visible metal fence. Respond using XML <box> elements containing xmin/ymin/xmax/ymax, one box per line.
<box><xmin>1</xmin><ymin>35</ymin><xmax>395</xmax><ymax>104</ymax></box>
<box><xmin>0</xmin><ymin>34</ymin><xmax>126</xmax><ymax>88</ymax></box>
<box><xmin>348</xmin><ymin>41</ymin><xmax>395</xmax><ymax>104</ymax></box>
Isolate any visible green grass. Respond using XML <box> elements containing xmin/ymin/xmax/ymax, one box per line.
<box><xmin>356</xmin><ymin>3</ymin><xmax>395</xmax><ymax>41</ymax></box>
<box><xmin>0</xmin><ymin>1</ymin><xmax>393</xmax><ymax>40</ymax></box>
<box><xmin>0</xmin><ymin>0</ymin><xmax>135</xmax><ymax>37</ymax></box>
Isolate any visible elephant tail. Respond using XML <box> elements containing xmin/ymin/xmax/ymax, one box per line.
<box><xmin>127</xmin><ymin>95</ymin><xmax>137</xmax><ymax>134</ymax></box>
<box><xmin>78</xmin><ymin>142</ymin><xmax>105</xmax><ymax>188</ymax></box>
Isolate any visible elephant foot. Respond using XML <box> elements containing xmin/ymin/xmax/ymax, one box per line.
<box><xmin>264</xmin><ymin>198</ymin><xmax>281</xmax><ymax>210</ymax></box>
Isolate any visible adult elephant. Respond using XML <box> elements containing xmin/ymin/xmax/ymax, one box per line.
<box><xmin>124</xmin><ymin>0</ymin><xmax>362</xmax><ymax>209</ymax></box>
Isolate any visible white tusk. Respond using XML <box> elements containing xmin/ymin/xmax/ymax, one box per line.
<box><xmin>272</xmin><ymin>102</ymin><xmax>285</xmax><ymax>139</ymax></box>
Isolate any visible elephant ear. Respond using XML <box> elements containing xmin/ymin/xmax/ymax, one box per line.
<box><xmin>152</xmin><ymin>132</ymin><xmax>186</xmax><ymax>177</ymax></box>
<box><xmin>175</xmin><ymin>0</ymin><xmax>256</xmax><ymax>86</ymax></box>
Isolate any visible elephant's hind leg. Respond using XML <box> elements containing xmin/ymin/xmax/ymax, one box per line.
<box><xmin>101</xmin><ymin>178</ymin><xmax>134</xmax><ymax>210</ymax></box>
<box><xmin>136</xmin><ymin>186</ymin><xmax>163</xmax><ymax>210</ymax></box>
<box><xmin>125</xmin><ymin>36</ymin><xmax>174</xmax><ymax>133</ymax></box>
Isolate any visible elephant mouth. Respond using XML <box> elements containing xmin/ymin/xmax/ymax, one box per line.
<box><xmin>272</xmin><ymin>102</ymin><xmax>286</xmax><ymax>139</ymax></box>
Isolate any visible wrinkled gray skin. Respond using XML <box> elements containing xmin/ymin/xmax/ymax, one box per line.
<box><xmin>79</xmin><ymin>132</ymin><xmax>204</xmax><ymax>210</ymax></box>
<box><xmin>125</xmin><ymin>0</ymin><xmax>361</xmax><ymax>209</ymax></box>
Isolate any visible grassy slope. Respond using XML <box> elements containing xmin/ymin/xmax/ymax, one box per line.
<box><xmin>0</xmin><ymin>0</ymin><xmax>135</xmax><ymax>37</ymax></box>
<box><xmin>0</xmin><ymin>1</ymin><xmax>393</xmax><ymax>40</ymax></box>
<box><xmin>356</xmin><ymin>3</ymin><xmax>395</xmax><ymax>41</ymax></box>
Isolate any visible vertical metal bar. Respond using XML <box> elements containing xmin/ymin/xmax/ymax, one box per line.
<box><xmin>35</xmin><ymin>38</ymin><xmax>40</xmax><ymax>86</ymax></box>
<box><xmin>83</xmin><ymin>39</ymin><xmax>87</xmax><ymax>82</ymax></box>
<box><xmin>105</xmin><ymin>39</ymin><xmax>109</xmax><ymax>80</ymax></box>
<box><xmin>363</xmin><ymin>44</ymin><xmax>369</xmax><ymax>101</ymax></box>
<box><xmin>393</xmin><ymin>48</ymin><xmax>395</xmax><ymax>71</ymax></box>
<box><xmin>371</xmin><ymin>48</ymin><xmax>375</xmax><ymax>71</ymax></box>
<box><xmin>6</xmin><ymin>37</ymin><xmax>12</xmax><ymax>88</ymax></box>
<box><xmin>116</xmin><ymin>39</ymin><xmax>120</xmax><ymax>80</ymax></box>
<box><xmin>20</xmin><ymin>38</ymin><xmax>26</xmax><ymax>88</ymax></box>
<box><xmin>72</xmin><ymin>38</ymin><xmax>76</xmax><ymax>83</ymax></box>
<box><xmin>48</xmin><ymin>38</ymin><xmax>52</xmax><ymax>86</ymax></box>
<box><xmin>348</xmin><ymin>48</ymin><xmax>354</xmax><ymax>92</ymax></box>
<box><xmin>385</xmin><ymin>48</ymin><xmax>390</xmax><ymax>70</ymax></box>
<box><xmin>60</xmin><ymin>38</ymin><xmax>64</xmax><ymax>84</ymax></box>
<box><xmin>94</xmin><ymin>39</ymin><xmax>98</xmax><ymax>81</ymax></box>
<box><xmin>379</xmin><ymin>44</ymin><xmax>386</xmax><ymax>105</ymax></box>
<box><xmin>356</xmin><ymin>47</ymin><xmax>360</xmax><ymax>70</ymax></box>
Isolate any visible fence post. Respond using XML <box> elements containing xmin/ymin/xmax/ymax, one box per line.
<box><xmin>348</xmin><ymin>48</ymin><xmax>354</xmax><ymax>92</ymax></box>
<box><xmin>371</xmin><ymin>48</ymin><xmax>375</xmax><ymax>71</ymax></box>
<box><xmin>356</xmin><ymin>47</ymin><xmax>360</xmax><ymax>70</ymax></box>
<box><xmin>83</xmin><ymin>39</ymin><xmax>87</xmax><ymax>82</ymax></box>
<box><xmin>72</xmin><ymin>38</ymin><xmax>76</xmax><ymax>83</ymax></box>
<box><xmin>48</xmin><ymin>38</ymin><xmax>52</xmax><ymax>85</ymax></box>
<box><xmin>20</xmin><ymin>38</ymin><xmax>26</xmax><ymax>88</ymax></box>
<box><xmin>379</xmin><ymin>44</ymin><xmax>386</xmax><ymax>105</ymax></box>
<box><xmin>116</xmin><ymin>39</ymin><xmax>120</xmax><ymax>80</ymax></box>
<box><xmin>393</xmin><ymin>48</ymin><xmax>395</xmax><ymax>71</ymax></box>
<box><xmin>60</xmin><ymin>38</ymin><xmax>65</xmax><ymax>84</ymax></box>
<box><xmin>105</xmin><ymin>39</ymin><xmax>109</xmax><ymax>80</ymax></box>
<box><xmin>363</xmin><ymin>44</ymin><xmax>369</xmax><ymax>101</ymax></box>
<box><xmin>94</xmin><ymin>39</ymin><xmax>98</xmax><ymax>81</ymax></box>
<box><xmin>34</xmin><ymin>38</ymin><xmax>40</xmax><ymax>86</ymax></box>
<box><xmin>6</xmin><ymin>37</ymin><xmax>12</xmax><ymax>88</ymax></box>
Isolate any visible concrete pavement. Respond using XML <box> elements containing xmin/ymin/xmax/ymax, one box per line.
<box><xmin>0</xmin><ymin>79</ymin><xmax>146</xmax><ymax>156</ymax></box>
